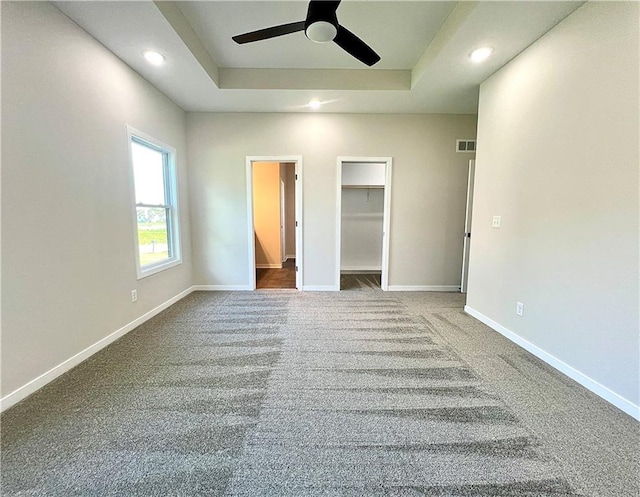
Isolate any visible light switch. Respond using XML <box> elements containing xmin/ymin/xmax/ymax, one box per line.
<box><xmin>492</xmin><ymin>216</ymin><xmax>501</xmax><ymax>228</ymax></box>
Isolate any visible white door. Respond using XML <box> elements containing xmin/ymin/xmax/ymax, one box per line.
<box><xmin>461</xmin><ymin>159</ymin><xmax>475</xmax><ymax>293</ymax></box>
<box><xmin>280</xmin><ymin>175</ymin><xmax>286</xmax><ymax>263</ymax></box>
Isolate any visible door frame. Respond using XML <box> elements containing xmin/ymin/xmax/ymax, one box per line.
<box><xmin>461</xmin><ymin>159</ymin><xmax>475</xmax><ymax>293</ymax></box>
<box><xmin>246</xmin><ymin>156</ymin><xmax>303</xmax><ymax>290</ymax></box>
<box><xmin>336</xmin><ymin>157</ymin><xmax>393</xmax><ymax>291</ymax></box>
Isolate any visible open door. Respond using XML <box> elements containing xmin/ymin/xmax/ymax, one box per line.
<box><xmin>461</xmin><ymin>159</ymin><xmax>475</xmax><ymax>293</ymax></box>
<box><xmin>280</xmin><ymin>172</ymin><xmax>286</xmax><ymax>264</ymax></box>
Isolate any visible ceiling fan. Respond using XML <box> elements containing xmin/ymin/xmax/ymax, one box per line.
<box><xmin>232</xmin><ymin>0</ymin><xmax>381</xmax><ymax>67</ymax></box>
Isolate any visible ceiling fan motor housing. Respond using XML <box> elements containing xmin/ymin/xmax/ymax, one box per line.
<box><xmin>305</xmin><ymin>21</ymin><xmax>337</xmax><ymax>43</ymax></box>
<box><xmin>305</xmin><ymin>2</ymin><xmax>339</xmax><ymax>43</ymax></box>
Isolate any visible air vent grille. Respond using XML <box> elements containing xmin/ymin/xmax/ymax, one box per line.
<box><xmin>456</xmin><ymin>139</ymin><xmax>476</xmax><ymax>153</ymax></box>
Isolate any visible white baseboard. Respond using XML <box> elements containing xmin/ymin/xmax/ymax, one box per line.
<box><xmin>1</xmin><ymin>286</ymin><xmax>194</xmax><ymax>413</ymax></box>
<box><xmin>192</xmin><ymin>285</ymin><xmax>253</xmax><ymax>291</ymax></box>
<box><xmin>464</xmin><ymin>305</ymin><xmax>640</xmax><ymax>421</ymax></box>
<box><xmin>285</xmin><ymin>254</ymin><xmax>296</xmax><ymax>261</ymax></box>
<box><xmin>388</xmin><ymin>285</ymin><xmax>461</xmax><ymax>292</ymax></box>
<box><xmin>302</xmin><ymin>285</ymin><xmax>339</xmax><ymax>292</ymax></box>
<box><xmin>256</xmin><ymin>263</ymin><xmax>282</xmax><ymax>269</ymax></box>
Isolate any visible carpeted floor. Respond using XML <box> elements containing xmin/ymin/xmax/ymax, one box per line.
<box><xmin>1</xmin><ymin>290</ymin><xmax>638</xmax><ymax>496</ymax></box>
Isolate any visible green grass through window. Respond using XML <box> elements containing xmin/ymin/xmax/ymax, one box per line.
<box><xmin>138</xmin><ymin>222</ymin><xmax>169</xmax><ymax>266</ymax></box>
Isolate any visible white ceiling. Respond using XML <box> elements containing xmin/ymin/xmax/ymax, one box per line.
<box><xmin>54</xmin><ymin>1</ymin><xmax>583</xmax><ymax>114</ymax></box>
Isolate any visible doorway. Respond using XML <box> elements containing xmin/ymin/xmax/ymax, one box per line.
<box><xmin>336</xmin><ymin>157</ymin><xmax>392</xmax><ymax>291</ymax></box>
<box><xmin>246</xmin><ymin>157</ymin><xmax>303</xmax><ymax>290</ymax></box>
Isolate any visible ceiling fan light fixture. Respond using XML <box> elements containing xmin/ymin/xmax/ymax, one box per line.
<box><xmin>470</xmin><ymin>47</ymin><xmax>493</xmax><ymax>63</ymax></box>
<box><xmin>143</xmin><ymin>50</ymin><xmax>165</xmax><ymax>66</ymax></box>
<box><xmin>232</xmin><ymin>0</ymin><xmax>380</xmax><ymax>66</ymax></box>
<box><xmin>305</xmin><ymin>21</ymin><xmax>337</xmax><ymax>43</ymax></box>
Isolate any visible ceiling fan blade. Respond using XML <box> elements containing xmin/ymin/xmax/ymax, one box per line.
<box><xmin>333</xmin><ymin>25</ymin><xmax>380</xmax><ymax>66</ymax></box>
<box><xmin>307</xmin><ymin>0</ymin><xmax>341</xmax><ymax>21</ymax></box>
<box><xmin>232</xmin><ymin>21</ymin><xmax>306</xmax><ymax>44</ymax></box>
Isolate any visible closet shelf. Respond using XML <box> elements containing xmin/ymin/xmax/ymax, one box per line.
<box><xmin>342</xmin><ymin>213</ymin><xmax>384</xmax><ymax>218</ymax></box>
<box><xmin>341</xmin><ymin>185</ymin><xmax>384</xmax><ymax>189</ymax></box>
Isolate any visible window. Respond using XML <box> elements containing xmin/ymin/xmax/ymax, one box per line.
<box><xmin>127</xmin><ymin>127</ymin><xmax>181</xmax><ymax>278</ymax></box>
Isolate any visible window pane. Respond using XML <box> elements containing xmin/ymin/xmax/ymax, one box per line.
<box><xmin>132</xmin><ymin>141</ymin><xmax>166</xmax><ymax>205</ymax></box>
<box><xmin>137</xmin><ymin>207</ymin><xmax>169</xmax><ymax>266</ymax></box>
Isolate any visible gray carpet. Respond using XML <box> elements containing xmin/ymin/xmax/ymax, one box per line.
<box><xmin>1</xmin><ymin>290</ymin><xmax>638</xmax><ymax>496</ymax></box>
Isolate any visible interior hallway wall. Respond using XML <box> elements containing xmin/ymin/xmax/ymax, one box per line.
<box><xmin>1</xmin><ymin>2</ymin><xmax>192</xmax><ymax>399</ymax></box>
<box><xmin>466</xmin><ymin>1</ymin><xmax>639</xmax><ymax>412</ymax></box>
<box><xmin>253</xmin><ymin>162</ymin><xmax>282</xmax><ymax>267</ymax></box>
<box><xmin>187</xmin><ymin>113</ymin><xmax>477</xmax><ymax>289</ymax></box>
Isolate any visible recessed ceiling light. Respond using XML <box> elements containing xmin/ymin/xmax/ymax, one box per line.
<box><xmin>143</xmin><ymin>50</ymin><xmax>165</xmax><ymax>66</ymax></box>
<box><xmin>309</xmin><ymin>99</ymin><xmax>322</xmax><ymax>110</ymax></box>
<box><xmin>470</xmin><ymin>47</ymin><xmax>493</xmax><ymax>63</ymax></box>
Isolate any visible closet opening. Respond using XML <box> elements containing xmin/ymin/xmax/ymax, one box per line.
<box><xmin>336</xmin><ymin>158</ymin><xmax>392</xmax><ymax>291</ymax></box>
<box><xmin>246</xmin><ymin>156</ymin><xmax>303</xmax><ymax>290</ymax></box>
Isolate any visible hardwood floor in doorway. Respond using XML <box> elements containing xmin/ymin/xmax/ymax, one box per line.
<box><xmin>256</xmin><ymin>259</ymin><xmax>296</xmax><ymax>289</ymax></box>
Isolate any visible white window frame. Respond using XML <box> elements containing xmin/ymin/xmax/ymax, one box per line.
<box><xmin>126</xmin><ymin>125</ymin><xmax>181</xmax><ymax>279</ymax></box>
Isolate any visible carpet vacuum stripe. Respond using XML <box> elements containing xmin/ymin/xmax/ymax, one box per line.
<box><xmin>3</xmin><ymin>289</ymin><xmax>633</xmax><ymax>495</ymax></box>
<box><xmin>225</xmin><ymin>292</ymin><xmax>582</xmax><ymax>496</ymax></box>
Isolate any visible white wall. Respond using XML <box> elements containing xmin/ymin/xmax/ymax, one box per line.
<box><xmin>1</xmin><ymin>2</ymin><xmax>192</xmax><ymax>400</ymax></box>
<box><xmin>342</xmin><ymin>162</ymin><xmax>386</xmax><ymax>186</ymax></box>
<box><xmin>187</xmin><ymin>113</ymin><xmax>477</xmax><ymax>290</ymax></box>
<box><xmin>466</xmin><ymin>2</ymin><xmax>639</xmax><ymax>415</ymax></box>
<box><xmin>341</xmin><ymin>163</ymin><xmax>386</xmax><ymax>272</ymax></box>
<box><xmin>341</xmin><ymin>188</ymin><xmax>384</xmax><ymax>271</ymax></box>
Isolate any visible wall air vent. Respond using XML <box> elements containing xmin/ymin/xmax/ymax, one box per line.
<box><xmin>456</xmin><ymin>139</ymin><xmax>476</xmax><ymax>153</ymax></box>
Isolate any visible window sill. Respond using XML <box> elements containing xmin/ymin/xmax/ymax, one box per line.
<box><xmin>137</xmin><ymin>258</ymin><xmax>182</xmax><ymax>280</ymax></box>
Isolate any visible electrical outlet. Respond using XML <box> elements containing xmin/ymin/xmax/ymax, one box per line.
<box><xmin>492</xmin><ymin>216</ymin><xmax>502</xmax><ymax>228</ymax></box>
<box><xmin>131</xmin><ymin>290</ymin><xmax>138</xmax><ymax>303</ymax></box>
<box><xmin>516</xmin><ymin>302</ymin><xmax>524</xmax><ymax>316</ymax></box>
